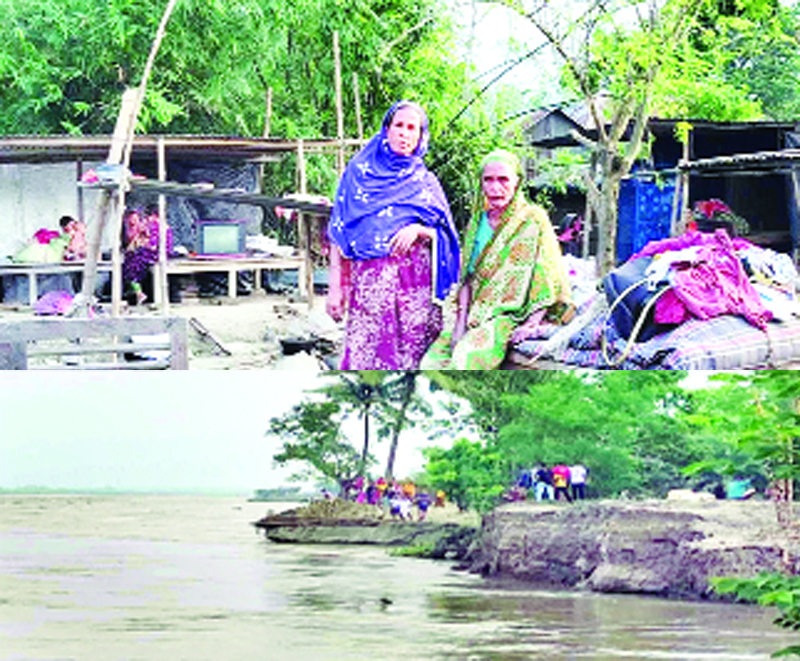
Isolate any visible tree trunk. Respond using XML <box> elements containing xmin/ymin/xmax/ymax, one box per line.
<box><xmin>594</xmin><ymin>157</ymin><xmax>624</xmax><ymax>276</ymax></box>
<box><xmin>385</xmin><ymin>372</ymin><xmax>418</xmax><ymax>479</ymax></box>
<box><xmin>359</xmin><ymin>404</ymin><xmax>370</xmax><ymax>477</ymax></box>
<box><xmin>771</xmin><ymin>477</ymin><xmax>794</xmax><ymax>529</ymax></box>
<box><xmin>385</xmin><ymin>395</ymin><xmax>411</xmax><ymax>480</ymax></box>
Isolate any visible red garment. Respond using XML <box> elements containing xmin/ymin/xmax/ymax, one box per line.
<box><xmin>653</xmin><ymin>231</ymin><xmax>771</xmax><ymax>330</ymax></box>
<box><xmin>631</xmin><ymin>229</ymin><xmax>752</xmax><ymax>261</ymax></box>
<box><xmin>551</xmin><ymin>464</ymin><xmax>570</xmax><ymax>488</ymax></box>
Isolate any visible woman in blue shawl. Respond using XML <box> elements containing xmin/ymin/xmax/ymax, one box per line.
<box><xmin>327</xmin><ymin>100</ymin><xmax>460</xmax><ymax>369</ymax></box>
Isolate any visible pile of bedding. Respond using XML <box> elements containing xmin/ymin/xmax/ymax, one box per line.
<box><xmin>512</xmin><ymin>232</ymin><xmax>800</xmax><ymax>370</ymax></box>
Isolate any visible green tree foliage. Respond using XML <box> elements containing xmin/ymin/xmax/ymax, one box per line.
<box><xmin>268</xmin><ymin>371</ymin><xmax>432</xmax><ymax>484</ymax></box>
<box><xmin>696</xmin><ymin>373</ymin><xmax>800</xmax><ymax>660</ymax></box>
<box><xmin>680</xmin><ymin>371</ymin><xmax>800</xmax><ymax>526</ymax></box>
<box><xmin>0</xmin><ymin>0</ymin><xmax>494</xmax><ymax>228</ymax></box>
<box><xmin>489</xmin><ymin>0</ymin><xmax>800</xmax><ymax>271</ymax></box>
<box><xmin>496</xmin><ymin>372</ymin><xmax>693</xmax><ymax>497</ymax></box>
<box><xmin>268</xmin><ymin>400</ymin><xmax>362</xmax><ymax>490</ymax></box>
<box><xmin>649</xmin><ymin>0</ymin><xmax>800</xmax><ymax>120</ymax></box>
<box><xmin>490</xmin><ymin>0</ymin><xmax>709</xmax><ymax>273</ymax></box>
<box><xmin>0</xmin><ymin>0</ymin><xmax>469</xmax><ymax>137</ymax></box>
<box><xmin>424</xmin><ymin>371</ymin><xmax>556</xmax><ymax>435</ymax></box>
<box><xmin>423</xmin><ymin>438</ymin><xmax>508</xmax><ymax>512</ymax></box>
<box><xmin>420</xmin><ymin>372</ymin><xmax>699</xmax><ymax>509</ymax></box>
<box><xmin>714</xmin><ymin>573</ymin><xmax>800</xmax><ymax>658</ymax></box>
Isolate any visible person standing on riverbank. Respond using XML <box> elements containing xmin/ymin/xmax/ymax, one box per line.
<box><xmin>326</xmin><ymin>100</ymin><xmax>460</xmax><ymax>369</ymax></box>
<box><xmin>552</xmin><ymin>464</ymin><xmax>572</xmax><ymax>502</ymax></box>
<box><xmin>533</xmin><ymin>463</ymin><xmax>554</xmax><ymax>502</ymax></box>
<box><xmin>569</xmin><ymin>463</ymin><xmax>589</xmax><ymax>500</ymax></box>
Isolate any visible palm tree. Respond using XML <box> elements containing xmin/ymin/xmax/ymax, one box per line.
<box><xmin>320</xmin><ymin>371</ymin><xmax>429</xmax><ymax>478</ymax></box>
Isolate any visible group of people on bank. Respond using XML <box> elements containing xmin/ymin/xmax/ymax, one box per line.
<box><xmin>326</xmin><ymin>100</ymin><xmax>574</xmax><ymax>370</ymax></box>
<box><xmin>509</xmin><ymin>462</ymin><xmax>590</xmax><ymax>503</ymax></box>
<box><xmin>338</xmin><ymin>476</ymin><xmax>445</xmax><ymax>522</ymax></box>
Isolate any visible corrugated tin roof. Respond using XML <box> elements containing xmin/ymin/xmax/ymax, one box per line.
<box><xmin>0</xmin><ymin>134</ymin><xmax>362</xmax><ymax>164</ymax></box>
<box><xmin>679</xmin><ymin>148</ymin><xmax>800</xmax><ymax>173</ymax></box>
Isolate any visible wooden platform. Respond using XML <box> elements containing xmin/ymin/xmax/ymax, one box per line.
<box><xmin>151</xmin><ymin>255</ymin><xmax>307</xmax><ymax>304</ymax></box>
<box><xmin>0</xmin><ymin>262</ymin><xmax>113</xmax><ymax>306</ymax></box>
<box><xmin>0</xmin><ymin>315</ymin><xmax>188</xmax><ymax>370</ymax></box>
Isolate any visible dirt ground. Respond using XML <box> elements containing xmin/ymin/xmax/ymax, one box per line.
<box><xmin>2</xmin><ymin>286</ymin><xmax>797</xmax><ymax>370</ymax></box>
<box><xmin>165</xmin><ymin>291</ymin><xmax>340</xmax><ymax>370</ymax></box>
<box><xmin>503</xmin><ymin>497</ymin><xmax>795</xmax><ymax>551</ymax></box>
<box><xmin>0</xmin><ymin>288</ymin><xmax>341</xmax><ymax>370</ymax></box>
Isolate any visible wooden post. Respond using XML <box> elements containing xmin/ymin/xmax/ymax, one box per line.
<box><xmin>333</xmin><ymin>31</ymin><xmax>345</xmax><ymax>177</ymax></box>
<box><xmin>263</xmin><ymin>87</ymin><xmax>273</xmax><ymax>138</ymax></box>
<box><xmin>259</xmin><ymin>87</ymin><xmax>274</xmax><ymax>194</ymax></box>
<box><xmin>76</xmin><ymin>159</ymin><xmax>85</xmax><ymax>223</ymax></box>
<box><xmin>157</xmin><ymin>136</ymin><xmax>169</xmax><ymax>314</ymax></box>
<box><xmin>297</xmin><ymin>139</ymin><xmax>314</xmax><ymax>308</ymax></box>
<box><xmin>109</xmin><ymin>188</ymin><xmax>126</xmax><ymax>317</ymax></box>
<box><xmin>81</xmin><ymin>87</ymin><xmax>138</xmax><ymax>315</ymax></box>
<box><xmin>671</xmin><ymin>138</ymin><xmax>691</xmax><ymax>236</ymax></box>
<box><xmin>352</xmin><ymin>73</ymin><xmax>364</xmax><ymax>141</ymax></box>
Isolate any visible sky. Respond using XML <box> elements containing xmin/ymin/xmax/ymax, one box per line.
<box><xmin>456</xmin><ymin>1</ymin><xmax>556</xmax><ymax>95</ymax></box>
<box><xmin>0</xmin><ymin>372</ymin><xmax>440</xmax><ymax>494</ymax></box>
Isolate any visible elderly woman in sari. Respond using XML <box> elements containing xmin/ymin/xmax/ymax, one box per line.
<box><xmin>421</xmin><ymin>149</ymin><xmax>573</xmax><ymax>370</ymax></box>
<box><xmin>326</xmin><ymin>100</ymin><xmax>460</xmax><ymax>369</ymax></box>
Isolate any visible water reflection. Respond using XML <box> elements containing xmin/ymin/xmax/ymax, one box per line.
<box><xmin>1</xmin><ymin>495</ymin><xmax>795</xmax><ymax>661</ymax></box>
<box><xmin>426</xmin><ymin>582</ymin><xmax>793</xmax><ymax>660</ymax></box>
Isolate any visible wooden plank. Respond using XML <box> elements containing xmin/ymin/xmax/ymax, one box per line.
<box><xmin>0</xmin><ymin>316</ymin><xmax>184</xmax><ymax>341</ymax></box>
<box><xmin>29</xmin><ymin>360</ymin><xmax>170</xmax><ymax>371</ymax></box>
<box><xmin>0</xmin><ymin>316</ymin><xmax>188</xmax><ymax>370</ymax></box>
<box><xmin>169</xmin><ymin>317</ymin><xmax>189</xmax><ymax>369</ymax></box>
<box><xmin>0</xmin><ymin>343</ymin><xmax>27</xmax><ymax>369</ymax></box>
<box><xmin>25</xmin><ymin>341</ymin><xmax>171</xmax><ymax>357</ymax></box>
<box><xmin>80</xmin><ymin>179</ymin><xmax>332</xmax><ymax>215</ymax></box>
<box><xmin>0</xmin><ymin>262</ymin><xmax>114</xmax><ymax>306</ymax></box>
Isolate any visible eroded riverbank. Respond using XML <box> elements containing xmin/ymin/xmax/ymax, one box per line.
<box><xmin>256</xmin><ymin>498</ymin><xmax>798</xmax><ymax>601</ymax></box>
<box><xmin>468</xmin><ymin>499</ymin><xmax>796</xmax><ymax>600</ymax></box>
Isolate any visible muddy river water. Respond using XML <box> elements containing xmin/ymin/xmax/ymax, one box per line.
<box><xmin>1</xmin><ymin>494</ymin><xmax>794</xmax><ymax>660</ymax></box>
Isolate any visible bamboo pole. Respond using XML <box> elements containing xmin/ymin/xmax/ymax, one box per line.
<box><xmin>296</xmin><ymin>139</ymin><xmax>314</xmax><ymax>308</ymax></box>
<box><xmin>157</xmin><ymin>136</ymin><xmax>169</xmax><ymax>314</ymax></box>
<box><xmin>352</xmin><ymin>73</ymin><xmax>364</xmax><ymax>141</ymax></box>
<box><xmin>259</xmin><ymin>87</ymin><xmax>273</xmax><ymax>194</ymax></box>
<box><xmin>333</xmin><ymin>31</ymin><xmax>345</xmax><ymax>177</ymax></box>
<box><xmin>81</xmin><ymin>0</ymin><xmax>179</xmax><ymax>317</ymax></box>
<box><xmin>109</xmin><ymin>188</ymin><xmax>126</xmax><ymax>317</ymax></box>
<box><xmin>114</xmin><ymin>0</ymin><xmax>179</xmax><ymax>316</ymax></box>
<box><xmin>81</xmin><ymin>87</ymin><xmax>138</xmax><ymax>315</ymax></box>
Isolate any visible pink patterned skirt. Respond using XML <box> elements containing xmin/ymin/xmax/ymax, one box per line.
<box><xmin>339</xmin><ymin>245</ymin><xmax>442</xmax><ymax>369</ymax></box>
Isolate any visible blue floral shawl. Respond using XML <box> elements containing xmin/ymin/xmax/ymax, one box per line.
<box><xmin>327</xmin><ymin>101</ymin><xmax>460</xmax><ymax>300</ymax></box>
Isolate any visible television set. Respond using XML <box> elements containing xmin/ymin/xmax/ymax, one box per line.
<box><xmin>196</xmin><ymin>220</ymin><xmax>247</xmax><ymax>256</ymax></box>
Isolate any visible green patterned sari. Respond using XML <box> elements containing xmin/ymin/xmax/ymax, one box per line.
<box><xmin>421</xmin><ymin>196</ymin><xmax>573</xmax><ymax>370</ymax></box>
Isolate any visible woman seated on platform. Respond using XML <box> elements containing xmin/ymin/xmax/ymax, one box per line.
<box><xmin>326</xmin><ymin>100</ymin><xmax>460</xmax><ymax>369</ymax></box>
<box><xmin>421</xmin><ymin>149</ymin><xmax>574</xmax><ymax>370</ymax></box>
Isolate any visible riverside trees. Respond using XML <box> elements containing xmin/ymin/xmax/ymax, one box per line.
<box><xmin>487</xmin><ymin>0</ymin><xmax>800</xmax><ymax>273</ymax></box>
<box><xmin>268</xmin><ymin>371</ymin><xmax>431</xmax><ymax>489</ymax></box>
<box><xmin>422</xmin><ymin>371</ymin><xmax>696</xmax><ymax>511</ymax></box>
<box><xmin>268</xmin><ymin>371</ymin><xmax>799</xmax><ymax>518</ymax></box>
<box><xmin>680</xmin><ymin>371</ymin><xmax>800</xmax><ymax>528</ymax></box>
<box><xmin>0</xmin><ymin>0</ymin><xmax>489</xmax><ymax>217</ymax></box>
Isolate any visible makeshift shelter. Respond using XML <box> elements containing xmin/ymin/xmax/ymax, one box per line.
<box><xmin>509</xmin><ymin>110</ymin><xmax>800</xmax><ymax>370</ymax></box>
<box><xmin>0</xmin><ymin>134</ymin><xmax>341</xmax><ymax>311</ymax></box>
<box><xmin>523</xmin><ymin>106</ymin><xmax>800</xmax><ymax>262</ymax></box>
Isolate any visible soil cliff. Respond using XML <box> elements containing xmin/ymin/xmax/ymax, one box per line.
<box><xmin>467</xmin><ymin>499</ymin><xmax>798</xmax><ymax>600</ymax></box>
<box><xmin>253</xmin><ymin>499</ymin><xmax>478</xmax><ymax>557</ymax></box>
